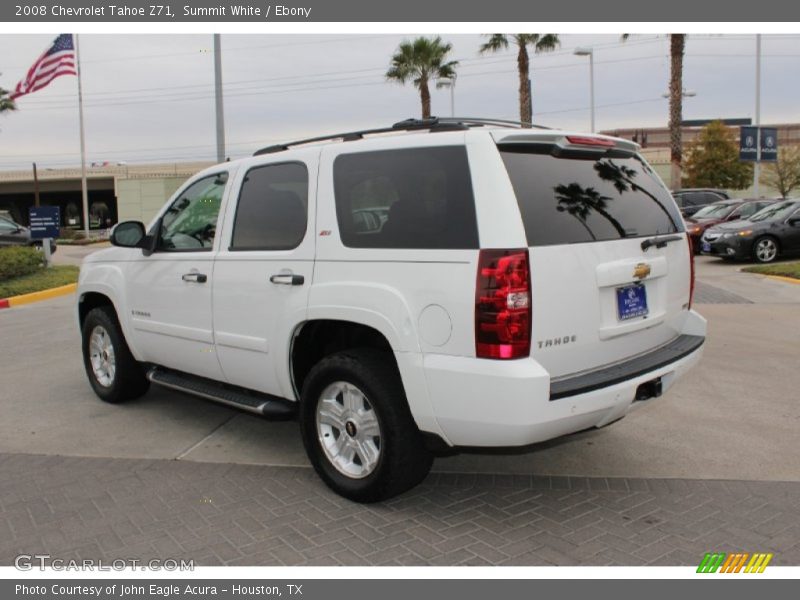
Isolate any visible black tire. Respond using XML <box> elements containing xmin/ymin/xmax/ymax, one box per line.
<box><xmin>300</xmin><ymin>349</ymin><xmax>433</xmax><ymax>503</ymax></box>
<box><xmin>752</xmin><ymin>235</ymin><xmax>780</xmax><ymax>264</ymax></box>
<box><xmin>81</xmin><ymin>306</ymin><xmax>149</xmax><ymax>403</ymax></box>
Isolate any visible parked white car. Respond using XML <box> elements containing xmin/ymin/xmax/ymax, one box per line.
<box><xmin>77</xmin><ymin>118</ymin><xmax>706</xmax><ymax>502</ymax></box>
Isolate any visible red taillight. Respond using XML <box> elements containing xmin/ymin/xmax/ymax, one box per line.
<box><xmin>475</xmin><ymin>249</ymin><xmax>531</xmax><ymax>359</ymax></box>
<box><xmin>566</xmin><ymin>135</ymin><xmax>615</xmax><ymax>147</ymax></box>
<box><xmin>687</xmin><ymin>234</ymin><xmax>696</xmax><ymax>309</ymax></box>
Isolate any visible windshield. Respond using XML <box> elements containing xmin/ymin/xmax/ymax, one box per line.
<box><xmin>749</xmin><ymin>201</ymin><xmax>798</xmax><ymax>222</ymax></box>
<box><xmin>692</xmin><ymin>203</ymin><xmax>735</xmax><ymax>219</ymax></box>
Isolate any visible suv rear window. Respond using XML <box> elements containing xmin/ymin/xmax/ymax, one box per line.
<box><xmin>333</xmin><ymin>146</ymin><xmax>479</xmax><ymax>249</ymax></box>
<box><xmin>500</xmin><ymin>146</ymin><xmax>683</xmax><ymax>246</ymax></box>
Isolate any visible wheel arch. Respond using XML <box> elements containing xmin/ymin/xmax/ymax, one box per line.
<box><xmin>289</xmin><ymin>317</ymin><xmax>447</xmax><ymax>443</ymax></box>
<box><xmin>290</xmin><ymin>319</ymin><xmax>395</xmax><ymax>398</ymax></box>
<box><xmin>77</xmin><ymin>278</ymin><xmax>142</xmax><ymax>362</ymax></box>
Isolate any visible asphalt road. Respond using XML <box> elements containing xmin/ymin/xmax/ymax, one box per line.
<box><xmin>1</xmin><ymin>255</ymin><xmax>799</xmax><ymax>482</ymax></box>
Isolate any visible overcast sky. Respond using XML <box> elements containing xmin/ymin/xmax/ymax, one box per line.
<box><xmin>0</xmin><ymin>33</ymin><xmax>798</xmax><ymax>170</ymax></box>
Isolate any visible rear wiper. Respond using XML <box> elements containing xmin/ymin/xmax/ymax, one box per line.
<box><xmin>641</xmin><ymin>234</ymin><xmax>683</xmax><ymax>252</ymax></box>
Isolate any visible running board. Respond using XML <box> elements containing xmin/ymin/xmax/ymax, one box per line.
<box><xmin>147</xmin><ymin>368</ymin><xmax>296</xmax><ymax>420</ymax></box>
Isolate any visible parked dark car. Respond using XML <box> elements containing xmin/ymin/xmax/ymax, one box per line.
<box><xmin>701</xmin><ymin>199</ymin><xmax>800</xmax><ymax>263</ymax></box>
<box><xmin>685</xmin><ymin>199</ymin><xmax>777</xmax><ymax>253</ymax></box>
<box><xmin>672</xmin><ymin>188</ymin><xmax>731</xmax><ymax>217</ymax></box>
<box><xmin>0</xmin><ymin>216</ymin><xmax>57</xmax><ymax>253</ymax></box>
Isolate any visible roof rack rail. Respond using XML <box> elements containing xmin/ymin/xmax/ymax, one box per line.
<box><xmin>437</xmin><ymin>117</ymin><xmax>552</xmax><ymax>131</ymax></box>
<box><xmin>253</xmin><ymin>117</ymin><xmax>551</xmax><ymax>156</ymax></box>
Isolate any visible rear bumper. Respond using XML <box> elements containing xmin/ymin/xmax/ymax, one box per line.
<box><xmin>422</xmin><ymin>309</ymin><xmax>707</xmax><ymax>447</ymax></box>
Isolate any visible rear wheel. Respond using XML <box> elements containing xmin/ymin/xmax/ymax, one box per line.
<box><xmin>300</xmin><ymin>349</ymin><xmax>432</xmax><ymax>502</ymax></box>
<box><xmin>81</xmin><ymin>306</ymin><xmax>149</xmax><ymax>403</ymax></box>
<box><xmin>752</xmin><ymin>236</ymin><xmax>779</xmax><ymax>263</ymax></box>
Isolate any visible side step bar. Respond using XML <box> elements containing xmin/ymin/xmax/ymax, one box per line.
<box><xmin>147</xmin><ymin>367</ymin><xmax>296</xmax><ymax>420</ymax></box>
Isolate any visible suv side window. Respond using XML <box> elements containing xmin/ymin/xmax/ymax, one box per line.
<box><xmin>230</xmin><ymin>162</ymin><xmax>308</xmax><ymax>251</ymax></box>
<box><xmin>333</xmin><ymin>146</ymin><xmax>479</xmax><ymax>249</ymax></box>
<box><xmin>158</xmin><ymin>173</ymin><xmax>228</xmax><ymax>251</ymax></box>
<box><xmin>687</xmin><ymin>193</ymin><xmax>704</xmax><ymax>207</ymax></box>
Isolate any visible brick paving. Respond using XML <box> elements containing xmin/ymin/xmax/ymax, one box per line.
<box><xmin>1</xmin><ymin>453</ymin><xmax>798</xmax><ymax>566</ymax></box>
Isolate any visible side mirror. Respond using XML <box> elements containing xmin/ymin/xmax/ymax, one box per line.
<box><xmin>110</xmin><ymin>221</ymin><xmax>146</xmax><ymax>248</ymax></box>
<box><xmin>788</xmin><ymin>217</ymin><xmax>800</xmax><ymax>227</ymax></box>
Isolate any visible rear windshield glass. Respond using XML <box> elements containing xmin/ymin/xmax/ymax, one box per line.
<box><xmin>749</xmin><ymin>200</ymin><xmax>798</xmax><ymax>222</ymax></box>
<box><xmin>333</xmin><ymin>146</ymin><xmax>479</xmax><ymax>249</ymax></box>
<box><xmin>500</xmin><ymin>146</ymin><xmax>683</xmax><ymax>246</ymax></box>
<box><xmin>693</xmin><ymin>203</ymin><xmax>735</xmax><ymax>219</ymax></box>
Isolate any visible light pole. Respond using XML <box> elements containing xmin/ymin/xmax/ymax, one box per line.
<box><xmin>436</xmin><ymin>77</ymin><xmax>456</xmax><ymax>117</ymax></box>
<box><xmin>573</xmin><ymin>47</ymin><xmax>595</xmax><ymax>133</ymax></box>
<box><xmin>754</xmin><ymin>33</ymin><xmax>762</xmax><ymax>197</ymax></box>
<box><xmin>213</xmin><ymin>34</ymin><xmax>226</xmax><ymax>163</ymax></box>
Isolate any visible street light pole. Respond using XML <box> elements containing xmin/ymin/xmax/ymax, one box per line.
<box><xmin>449</xmin><ymin>81</ymin><xmax>455</xmax><ymax>118</ymax></box>
<box><xmin>213</xmin><ymin>34</ymin><xmax>226</xmax><ymax>163</ymax></box>
<box><xmin>435</xmin><ymin>77</ymin><xmax>456</xmax><ymax>117</ymax></box>
<box><xmin>573</xmin><ymin>47</ymin><xmax>595</xmax><ymax>133</ymax></box>
<box><xmin>754</xmin><ymin>34</ymin><xmax>762</xmax><ymax>197</ymax></box>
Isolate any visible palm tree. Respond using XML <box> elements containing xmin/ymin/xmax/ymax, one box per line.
<box><xmin>479</xmin><ymin>34</ymin><xmax>560</xmax><ymax>127</ymax></box>
<box><xmin>386</xmin><ymin>37</ymin><xmax>458</xmax><ymax>120</ymax></box>
<box><xmin>622</xmin><ymin>34</ymin><xmax>686</xmax><ymax>190</ymax></box>
<box><xmin>554</xmin><ymin>183</ymin><xmax>627</xmax><ymax>238</ymax></box>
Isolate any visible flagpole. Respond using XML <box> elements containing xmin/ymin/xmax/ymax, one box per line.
<box><xmin>75</xmin><ymin>34</ymin><xmax>90</xmax><ymax>237</ymax></box>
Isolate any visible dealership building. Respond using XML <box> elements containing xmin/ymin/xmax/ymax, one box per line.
<box><xmin>1</xmin><ymin>122</ymin><xmax>798</xmax><ymax>230</ymax></box>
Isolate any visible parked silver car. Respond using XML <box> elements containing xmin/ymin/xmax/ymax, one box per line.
<box><xmin>0</xmin><ymin>216</ymin><xmax>57</xmax><ymax>253</ymax></box>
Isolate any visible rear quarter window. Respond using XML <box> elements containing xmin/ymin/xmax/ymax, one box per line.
<box><xmin>333</xmin><ymin>146</ymin><xmax>479</xmax><ymax>249</ymax></box>
<box><xmin>499</xmin><ymin>146</ymin><xmax>683</xmax><ymax>246</ymax></box>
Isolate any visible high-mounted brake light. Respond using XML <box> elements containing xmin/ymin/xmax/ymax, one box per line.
<box><xmin>565</xmin><ymin>136</ymin><xmax>615</xmax><ymax>147</ymax></box>
<box><xmin>687</xmin><ymin>234</ymin><xmax>696</xmax><ymax>309</ymax></box>
<box><xmin>475</xmin><ymin>249</ymin><xmax>532</xmax><ymax>359</ymax></box>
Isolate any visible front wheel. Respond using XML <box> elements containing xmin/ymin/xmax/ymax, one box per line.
<box><xmin>81</xmin><ymin>306</ymin><xmax>150</xmax><ymax>403</ymax></box>
<box><xmin>300</xmin><ymin>349</ymin><xmax>433</xmax><ymax>502</ymax></box>
<box><xmin>752</xmin><ymin>236</ymin><xmax>779</xmax><ymax>263</ymax></box>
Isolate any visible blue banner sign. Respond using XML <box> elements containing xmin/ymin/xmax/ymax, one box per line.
<box><xmin>740</xmin><ymin>126</ymin><xmax>758</xmax><ymax>161</ymax></box>
<box><xmin>760</xmin><ymin>127</ymin><xmax>778</xmax><ymax>162</ymax></box>
<box><xmin>740</xmin><ymin>126</ymin><xmax>778</xmax><ymax>162</ymax></box>
<box><xmin>28</xmin><ymin>206</ymin><xmax>61</xmax><ymax>239</ymax></box>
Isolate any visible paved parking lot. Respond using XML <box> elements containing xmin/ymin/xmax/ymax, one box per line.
<box><xmin>1</xmin><ymin>255</ymin><xmax>799</xmax><ymax>565</ymax></box>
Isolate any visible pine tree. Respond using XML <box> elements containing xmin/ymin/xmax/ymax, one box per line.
<box><xmin>683</xmin><ymin>120</ymin><xmax>753</xmax><ymax>190</ymax></box>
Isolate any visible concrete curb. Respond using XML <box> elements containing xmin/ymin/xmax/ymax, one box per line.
<box><xmin>763</xmin><ymin>274</ymin><xmax>800</xmax><ymax>285</ymax></box>
<box><xmin>0</xmin><ymin>283</ymin><xmax>77</xmax><ymax>309</ymax></box>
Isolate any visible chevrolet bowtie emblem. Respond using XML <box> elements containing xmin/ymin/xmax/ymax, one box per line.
<box><xmin>633</xmin><ymin>263</ymin><xmax>651</xmax><ymax>279</ymax></box>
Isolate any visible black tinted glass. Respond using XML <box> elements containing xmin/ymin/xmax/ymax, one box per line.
<box><xmin>693</xmin><ymin>203</ymin><xmax>733</xmax><ymax>218</ymax></box>
<box><xmin>500</xmin><ymin>147</ymin><xmax>683</xmax><ymax>246</ymax></box>
<box><xmin>333</xmin><ymin>146</ymin><xmax>479</xmax><ymax>249</ymax></box>
<box><xmin>231</xmin><ymin>162</ymin><xmax>308</xmax><ymax>250</ymax></box>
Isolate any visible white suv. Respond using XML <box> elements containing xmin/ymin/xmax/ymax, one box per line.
<box><xmin>77</xmin><ymin>118</ymin><xmax>706</xmax><ymax>502</ymax></box>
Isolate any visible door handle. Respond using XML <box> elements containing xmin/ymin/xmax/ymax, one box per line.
<box><xmin>182</xmin><ymin>272</ymin><xmax>207</xmax><ymax>283</ymax></box>
<box><xmin>270</xmin><ymin>273</ymin><xmax>304</xmax><ymax>286</ymax></box>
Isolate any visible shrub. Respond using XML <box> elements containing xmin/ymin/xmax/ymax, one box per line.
<box><xmin>59</xmin><ymin>228</ymin><xmax>87</xmax><ymax>240</ymax></box>
<box><xmin>0</xmin><ymin>246</ymin><xmax>43</xmax><ymax>281</ymax></box>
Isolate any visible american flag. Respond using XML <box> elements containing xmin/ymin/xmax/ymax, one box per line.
<box><xmin>10</xmin><ymin>34</ymin><xmax>77</xmax><ymax>100</ymax></box>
